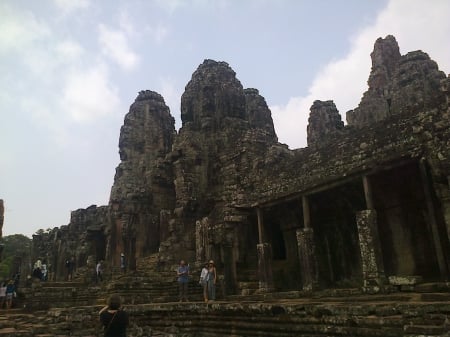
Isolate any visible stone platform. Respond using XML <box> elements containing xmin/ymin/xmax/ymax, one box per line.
<box><xmin>2</xmin><ymin>284</ymin><xmax>450</xmax><ymax>337</ymax></box>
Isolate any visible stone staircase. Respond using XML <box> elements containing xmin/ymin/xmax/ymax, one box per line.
<box><xmin>5</xmin><ymin>254</ymin><xmax>450</xmax><ymax>337</ymax></box>
<box><xmin>1</xmin><ymin>291</ymin><xmax>449</xmax><ymax>337</ymax></box>
<box><xmin>236</xmin><ymin>268</ymin><xmax>259</xmax><ymax>296</ymax></box>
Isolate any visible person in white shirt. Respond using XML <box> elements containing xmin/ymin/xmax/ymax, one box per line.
<box><xmin>96</xmin><ymin>261</ymin><xmax>103</xmax><ymax>283</ymax></box>
<box><xmin>199</xmin><ymin>262</ymin><xmax>208</xmax><ymax>302</ymax></box>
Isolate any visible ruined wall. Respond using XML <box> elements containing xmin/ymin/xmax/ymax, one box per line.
<box><xmin>32</xmin><ymin>205</ymin><xmax>108</xmax><ymax>281</ymax></box>
<box><xmin>245</xmin><ymin>36</ymin><xmax>449</xmax><ymax>206</ymax></box>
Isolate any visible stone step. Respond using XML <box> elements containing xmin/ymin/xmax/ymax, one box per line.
<box><xmin>403</xmin><ymin>324</ymin><xmax>448</xmax><ymax>335</ymax></box>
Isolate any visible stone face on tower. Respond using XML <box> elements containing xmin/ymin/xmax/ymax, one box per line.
<box><xmin>347</xmin><ymin>35</ymin><xmax>446</xmax><ymax>126</ymax></box>
<box><xmin>307</xmin><ymin>100</ymin><xmax>344</xmax><ymax>147</ymax></box>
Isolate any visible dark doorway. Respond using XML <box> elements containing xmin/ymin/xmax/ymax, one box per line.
<box><xmin>263</xmin><ymin>201</ymin><xmax>302</xmax><ymax>290</ymax></box>
<box><xmin>310</xmin><ymin>179</ymin><xmax>365</xmax><ymax>288</ymax></box>
<box><xmin>371</xmin><ymin>162</ymin><xmax>446</xmax><ymax>280</ymax></box>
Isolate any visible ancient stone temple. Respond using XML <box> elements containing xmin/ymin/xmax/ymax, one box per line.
<box><xmin>32</xmin><ymin>35</ymin><xmax>450</xmax><ymax>298</ymax></box>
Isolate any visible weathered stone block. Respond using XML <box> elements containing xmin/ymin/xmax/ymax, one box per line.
<box><xmin>388</xmin><ymin>275</ymin><xmax>423</xmax><ymax>286</ymax></box>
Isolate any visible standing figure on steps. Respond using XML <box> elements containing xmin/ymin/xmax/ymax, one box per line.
<box><xmin>177</xmin><ymin>259</ymin><xmax>190</xmax><ymax>302</ymax></box>
<box><xmin>120</xmin><ymin>253</ymin><xmax>126</xmax><ymax>274</ymax></box>
<box><xmin>199</xmin><ymin>262</ymin><xmax>208</xmax><ymax>302</ymax></box>
<box><xmin>66</xmin><ymin>257</ymin><xmax>75</xmax><ymax>281</ymax></box>
<box><xmin>206</xmin><ymin>260</ymin><xmax>217</xmax><ymax>302</ymax></box>
<box><xmin>96</xmin><ymin>261</ymin><xmax>103</xmax><ymax>283</ymax></box>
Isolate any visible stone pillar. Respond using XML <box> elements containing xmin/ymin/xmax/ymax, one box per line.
<box><xmin>356</xmin><ymin>209</ymin><xmax>386</xmax><ymax>291</ymax></box>
<box><xmin>121</xmin><ymin>213</ymin><xmax>137</xmax><ymax>272</ymax></box>
<box><xmin>419</xmin><ymin>159</ymin><xmax>449</xmax><ymax>278</ymax></box>
<box><xmin>195</xmin><ymin>217</ymin><xmax>212</xmax><ymax>264</ymax></box>
<box><xmin>257</xmin><ymin>243</ymin><xmax>274</xmax><ymax>292</ymax></box>
<box><xmin>256</xmin><ymin>207</ymin><xmax>264</xmax><ymax>244</ymax></box>
<box><xmin>222</xmin><ymin>231</ymin><xmax>237</xmax><ymax>295</ymax></box>
<box><xmin>255</xmin><ymin>207</ymin><xmax>273</xmax><ymax>292</ymax></box>
<box><xmin>362</xmin><ymin>175</ymin><xmax>375</xmax><ymax>210</ymax></box>
<box><xmin>296</xmin><ymin>228</ymin><xmax>319</xmax><ymax>291</ymax></box>
<box><xmin>195</xmin><ymin>220</ymin><xmax>204</xmax><ymax>263</ymax></box>
<box><xmin>302</xmin><ymin>196</ymin><xmax>311</xmax><ymax>229</ymax></box>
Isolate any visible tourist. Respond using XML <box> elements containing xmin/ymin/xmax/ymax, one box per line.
<box><xmin>96</xmin><ymin>261</ymin><xmax>103</xmax><ymax>283</ymax></box>
<box><xmin>5</xmin><ymin>280</ymin><xmax>15</xmax><ymax>309</ymax></box>
<box><xmin>120</xmin><ymin>253</ymin><xmax>126</xmax><ymax>273</ymax></box>
<box><xmin>32</xmin><ymin>267</ymin><xmax>42</xmax><ymax>280</ymax></box>
<box><xmin>199</xmin><ymin>262</ymin><xmax>208</xmax><ymax>302</ymax></box>
<box><xmin>34</xmin><ymin>259</ymin><xmax>42</xmax><ymax>270</ymax></box>
<box><xmin>0</xmin><ymin>281</ymin><xmax>6</xmax><ymax>309</ymax></box>
<box><xmin>206</xmin><ymin>260</ymin><xmax>217</xmax><ymax>301</ymax></box>
<box><xmin>99</xmin><ymin>294</ymin><xmax>129</xmax><ymax>337</ymax></box>
<box><xmin>41</xmin><ymin>263</ymin><xmax>47</xmax><ymax>281</ymax></box>
<box><xmin>13</xmin><ymin>272</ymin><xmax>20</xmax><ymax>290</ymax></box>
<box><xmin>66</xmin><ymin>257</ymin><xmax>75</xmax><ymax>281</ymax></box>
<box><xmin>177</xmin><ymin>259</ymin><xmax>189</xmax><ymax>302</ymax></box>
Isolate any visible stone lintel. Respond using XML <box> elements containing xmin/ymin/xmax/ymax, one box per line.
<box><xmin>388</xmin><ymin>275</ymin><xmax>423</xmax><ymax>286</ymax></box>
<box><xmin>223</xmin><ymin>215</ymin><xmax>246</xmax><ymax>223</ymax></box>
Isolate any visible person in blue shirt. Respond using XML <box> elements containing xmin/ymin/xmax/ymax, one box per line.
<box><xmin>5</xmin><ymin>280</ymin><xmax>15</xmax><ymax>309</ymax></box>
<box><xmin>177</xmin><ymin>260</ymin><xmax>189</xmax><ymax>302</ymax></box>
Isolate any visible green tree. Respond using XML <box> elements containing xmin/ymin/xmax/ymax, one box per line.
<box><xmin>0</xmin><ymin>234</ymin><xmax>31</xmax><ymax>280</ymax></box>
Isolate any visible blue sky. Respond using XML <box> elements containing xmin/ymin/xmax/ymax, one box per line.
<box><xmin>1</xmin><ymin>0</ymin><xmax>449</xmax><ymax>237</ymax></box>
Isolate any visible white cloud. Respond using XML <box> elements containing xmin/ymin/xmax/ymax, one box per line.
<box><xmin>147</xmin><ymin>23</ymin><xmax>169</xmax><ymax>44</ymax></box>
<box><xmin>158</xmin><ymin>77</ymin><xmax>183</xmax><ymax>128</ymax></box>
<box><xmin>53</xmin><ymin>0</ymin><xmax>90</xmax><ymax>13</ymax></box>
<box><xmin>0</xmin><ymin>4</ymin><xmax>50</xmax><ymax>53</ymax></box>
<box><xmin>98</xmin><ymin>23</ymin><xmax>140</xmax><ymax>71</ymax></box>
<box><xmin>56</xmin><ymin>40</ymin><xmax>84</xmax><ymax>60</ymax></box>
<box><xmin>154</xmin><ymin>0</ymin><xmax>185</xmax><ymax>13</ymax></box>
<box><xmin>62</xmin><ymin>64</ymin><xmax>121</xmax><ymax>123</ymax></box>
<box><xmin>270</xmin><ymin>0</ymin><xmax>450</xmax><ymax>150</ymax></box>
<box><xmin>153</xmin><ymin>0</ymin><xmax>229</xmax><ymax>13</ymax></box>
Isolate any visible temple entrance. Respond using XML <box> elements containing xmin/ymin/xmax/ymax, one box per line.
<box><xmin>263</xmin><ymin>201</ymin><xmax>302</xmax><ymax>291</ymax></box>
<box><xmin>87</xmin><ymin>230</ymin><xmax>106</xmax><ymax>262</ymax></box>
<box><xmin>371</xmin><ymin>161</ymin><xmax>449</xmax><ymax>280</ymax></box>
<box><xmin>310</xmin><ymin>180</ymin><xmax>365</xmax><ymax>288</ymax></box>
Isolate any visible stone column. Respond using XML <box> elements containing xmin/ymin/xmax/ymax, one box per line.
<box><xmin>222</xmin><ymin>230</ymin><xmax>237</xmax><ymax>296</ymax></box>
<box><xmin>121</xmin><ymin>213</ymin><xmax>137</xmax><ymax>272</ymax></box>
<box><xmin>255</xmin><ymin>207</ymin><xmax>274</xmax><ymax>292</ymax></box>
<box><xmin>256</xmin><ymin>207</ymin><xmax>264</xmax><ymax>244</ymax></box>
<box><xmin>256</xmin><ymin>243</ymin><xmax>274</xmax><ymax>292</ymax></box>
<box><xmin>296</xmin><ymin>227</ymin><xmax>319</xmax><ymax>291</ymax></box>
<box><xmin>419</xmin><ymin>159</ymin><xmax>449</xmax><ymax>278</ymax></box>
<box><xmin>362</xmin><ymin>175</ymin><xmax>375</xmax><ymax>210</ymax></box>
<box><xmin>195</xmin><ymin>220</ymin><xmax>205</xmax><ymax>263</ymax></box>
<box><xmin>356</xmin><ymin>209</ymin><xmax>386</xmax><ymax>291</ymax></box>
<box><xmin>302</xmin><ymin>196</ymin><xmax>311</xmax><ymax>229</ymax></box>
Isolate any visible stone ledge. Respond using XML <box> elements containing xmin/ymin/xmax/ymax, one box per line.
<box><xmin>388</xmin><ymin>275</ymin><xmax>423</xmax><ymax>286</ymax></box>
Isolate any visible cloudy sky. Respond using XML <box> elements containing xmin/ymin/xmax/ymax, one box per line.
<box><xmin>1</xmin><ymin>0</ymin><xmax>449</xmax><ymax>237</ymax></box>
